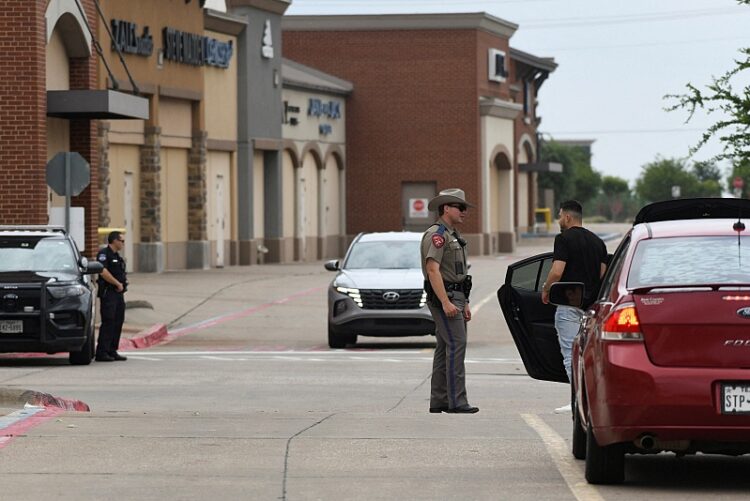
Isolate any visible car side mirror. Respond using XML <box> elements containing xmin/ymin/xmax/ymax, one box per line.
<box><xmin>324</xmin><ymin>260</ymin><xmax>339</xmax><ymax>271</ymax></box>
<box><xmin>548</xmin><ymin>282</ymin><xmax>585</xmax><ymax>308</ymax></box>
<box><xmin>84</xmin><ymin>260</ymin><xmax>104</xmax><ymax>274</ymax></box>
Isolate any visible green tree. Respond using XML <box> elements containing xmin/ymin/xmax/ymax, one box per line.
<box><xmin>728</xmin><ymin>160</ymin><xmax>750</xmax><ymax>198</ymax></box>
<box><xmin>538</xmin><ymin>140</ymin><xmax>601</xmax><ymax>207</ymax></box>
<box><xmin>599</xmin><ymin>176</ymin><xmax>632</xmax><ymax>222</ymax></box>
<box><xmin>692</xmin><ymin>160</ymin><xmax>723</xmax><ymax>197</ymax></box>
<box><xmin>665</xmin><ymin>0</ymin><xmax>750</xmax><ymax>164</ymax></box>
<box><xmin>635</xmin><ymin>157</ymin><xmax>701</xmax><ymax>203</ymax></box>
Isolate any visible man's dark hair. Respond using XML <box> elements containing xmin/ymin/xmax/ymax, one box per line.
<box><xmin>108</xmin><ymin>231</ymin><xmax>122</xmax><ymax>244</ymax></box>
<box><xmin>438</xmin><ymin>205</ymin><xmax>445</xmax><ymax>216</ymax></box>
<box><xmin>560</xmin><ymin>200</ymin><xmax>583</xmax><ymax>219</ymax></box>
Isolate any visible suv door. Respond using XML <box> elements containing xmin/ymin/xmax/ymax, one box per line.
<box><xmin>497</xmin><ymin>252</ymin><xmax>568</xmax><ymax>383</ymax></box>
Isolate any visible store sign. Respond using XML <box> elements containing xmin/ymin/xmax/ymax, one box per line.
<box><xmin>111</xmin><ymin>20</ymin><xmax>153</xmax><ymax>57</ymax></box>
<box><xmin>409</xmin><ymin>198</ymin><xmax>429</xmax><ymax>218</ymax></box>
<box><xmin>308</xmin><ymin>99</ymin><xmax>341</xmax><ymax>119</ymax></box>
<box><xmin>319</xmin><ymin>124</ymin><xmax>333</xmax><ymax>136</ymax></box>
<box><xmin>162</xmin><ymin>27</ymin><xmax>234</xmax><ymax>68</ymax></box>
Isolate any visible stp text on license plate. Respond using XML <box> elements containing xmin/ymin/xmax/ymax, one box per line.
<box><xmin>722</xmin><ymin>383</ymin><xmax>750</xmax><ymax>414</ymax></box>
<box><xmin>0</xmin><ymin>320</ymin><xmax>23</xmax><ymax>334</ymax></box>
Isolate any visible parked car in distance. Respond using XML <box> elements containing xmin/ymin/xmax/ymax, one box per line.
<box><xmin>324</xmin><ymin>232</ymin><xmax>434</xmax><ymax>348</ymax></box>
<box><xmin>0</xmin><ymin>226</ymin><xmax>103</xmax><ymax>364</ymax></box>
<box><xmin>498</xmin><ymin>198</ymin><xmax>750</xmax><ymax>484</ymax></box>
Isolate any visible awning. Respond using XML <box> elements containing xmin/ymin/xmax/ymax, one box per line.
<box><xmin>519</xmin><ymin>162</ymin><xmax>563</xmax><ymax>173</ymax></box>
<box><xmin>47</xmin><ymin>90</ymin><xmax>149</xmax><ymax>120</ymax></box>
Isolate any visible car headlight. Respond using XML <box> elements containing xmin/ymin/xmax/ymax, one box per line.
<box><xmin>48</xmin><ymin>285</ymin><xmax>87</xmax><ymax>299</ymax></box>
<box><xmin>335</xmin><ymin>286</ymin><xmax>363</xmax><ymax>308</ymax></box>
<box><xmin>420</xmin><ymin>290</ymin><xmax>427</xmax><ymax>307</ymax></box>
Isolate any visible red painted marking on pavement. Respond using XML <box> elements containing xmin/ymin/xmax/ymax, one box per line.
<box><xmin>0</xmin><ymin>407</ymin><xmax>63</xmax><ymax>450</ymax></box>
<box><xmin>158</xmin><ymin>286</ymin><xmax>327</xmax><ymax>344</ymax></box>
<box><xmin>119</xmin><ymin>323</ymin><xmax>168</xmax><ymax>351</ymax></box>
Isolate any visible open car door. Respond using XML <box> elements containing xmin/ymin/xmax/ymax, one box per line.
<box><xmin>497</xmin><ymin>252</ymin><xmax>568</xmax><ymax>383</ymax></box>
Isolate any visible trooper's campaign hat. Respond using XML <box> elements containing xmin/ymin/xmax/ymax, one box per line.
<box><xmin>428</xmin><ymin>188</ymin><xmax>475</xmax><ymax>211</ymax></box>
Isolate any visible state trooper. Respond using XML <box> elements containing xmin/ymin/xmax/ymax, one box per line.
<box><xmin>95</xmin><ymin>231</ymin><xmax>128</xmax><ymax>362</ymax></box>
<box><xmin>421</xmin><ymin>188</ymin><xmax>478</xmax><ymax>414</ymax></box>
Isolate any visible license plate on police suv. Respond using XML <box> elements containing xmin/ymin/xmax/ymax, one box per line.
<box><xmin>0</xmin><ymin>320</ymin><xmax>23</xmax><ymax>334</ymax></box>
<box><xmin>722</xmin><ymin>384</ymin><xmax>750</xmax><ymax>414</ymax></box>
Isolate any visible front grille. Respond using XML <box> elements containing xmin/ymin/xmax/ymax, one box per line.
<box><xmin>360</xmin><ymin>289</ymin><xmax>423</xmax><ymax>310</ymax></box>
<box><xmin>1</xmin><ymin>286</ymin><xmax>42</xmax><ymax>313</ymax></box>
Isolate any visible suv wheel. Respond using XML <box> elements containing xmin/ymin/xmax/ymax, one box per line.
<box><xmin>328</xmin><ymin>324</ymin><xmax>349</xmax><ymax>349</ymax></box>
<box><xmin>69</xmin><ymin>329</ymin><xmax>94</xmax><ymax>365</ymax></box>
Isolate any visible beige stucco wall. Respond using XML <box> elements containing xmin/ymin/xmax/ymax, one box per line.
<box><xmin>282</xmin><ymin>89</ymin><xmax>346</xmax><ymax>144</ymax></box>
<box><xmin>160</xmin><ymin>148</ymin><xmax>188</xmax><ymax>244</ymax></box>
<box><xmin>108</xmin><ymin>119</ymin><xmax>145</xmax><ymax>146</ymax></box>
<box><xmin>204</xmin><ymin>30</ymin><xmax>237</xmax><ymax>142</ymax></box>
<box><xmin>324</xmin><ymin>156</ymin><xmax>341</xmax><ymax>237</ymax></box>
<box><xmin>46</xmin><ymin>27</ymin><xmax>71</xmax><ymax>210</ymax></box>
<box><xmin>253</xmin><ymin>151</ymin><xmax>264</xmax><ymax>240</ymax></box>
<box><xmin>160</xmin><ymin>98</ymin><xmax>192</xmax><ymax>148</ymax></box>
<box><xmin>482</xmin><ymin>116</ymin><xmax>514</xmax><ymax>234</ymax></box>
<box><xmin>107</xmin><ymin>144</ymin><xmax>141</xmax><ymax>242</ymax></box>
<box><xmin>282</xmin><ymin>150</ymin><xmax>296</xmax><ymax>239</ymax></box>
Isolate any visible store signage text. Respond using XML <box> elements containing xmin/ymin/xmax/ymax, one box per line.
<box><xmin>308</xmin><ymin>99</ymin><xmax>341</xmax><ymax>119</ymax></box>
<box><xmin>163</xmin><ymin>27</ymin><xmax>234</xmax><ymax>68</ymax></box>
<box><xmin>319</xmin><ymin>124</ymin><xmax>333</xmax><ymax>136</ymax></box>
<box><xmin>111</xmin><ymin>19</ymin><xmax>153</xmax><ymax>57</ymax></box>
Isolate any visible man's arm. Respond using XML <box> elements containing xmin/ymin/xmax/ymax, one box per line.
<box><xmin>541</xmin><ymin>260</ymin><xmax>566</xmax><ymax>305</ymax></box>
<box><xmin>426</xmin><ymin>259</ymin><xmax>459</xmax><ymax>318</ymax></box>
<box><xmin>100</xmin><ymin>268</ymin><xmax>124</xmax><ymax>292</ymax></box>
<box><xmin>600</xmin><ymin>262</ymin><xmax>607</xmax><ymax>279</ymax></box>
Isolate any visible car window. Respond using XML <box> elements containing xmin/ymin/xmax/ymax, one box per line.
<box><xmin>511</xmin><ymin>257</ymin><xmax>552</xmax><ymax>291</ymax></box>
<box><xmin>598</xmin><ymin>236</ymin><xmax>630</xmax><ymax>301</ymax></box>
<box><xmin>628</xmin><ymin>236</ymin><xmax>750</xmax><ymax>288</ymax></box>
<box><xmin>343</xmin><ymin>240</ymin><xmax>421</xmax><ymax>269</ymax></box>
<box><xmin>0</xmin><ymin>237</ymin><xmax>76</xmax><ymax>272</ymax></box>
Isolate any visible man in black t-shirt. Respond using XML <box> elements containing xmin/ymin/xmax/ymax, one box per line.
<box><xmin>541</xmin><ymin>201</ymin><xmax>607</xmax><ymax>410</ymax></box>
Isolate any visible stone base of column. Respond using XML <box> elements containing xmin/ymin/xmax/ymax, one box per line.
<box><xmin>496</xmin><ymin>231</ymin><xmax>516</xmax><ymax>253</ymax></box>
<box><xmin>136</xmin><ymin>242</ymin><xmax>164</xmax><ymax>273</ymax></box>
<box><xmin>238</xmin><ymin>239</ymin><xmax>260</xmax><ymax>266</ymax></box>
<box><xmin>187</xmin><ymin>240</ymin><xmax>210</xmax><ymax>269</ymax></box>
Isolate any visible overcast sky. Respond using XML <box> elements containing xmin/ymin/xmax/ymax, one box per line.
<box><xmin>206</xmin><ymin>0</ymin><xmax>750</xmax><ymax>185</ymax></box>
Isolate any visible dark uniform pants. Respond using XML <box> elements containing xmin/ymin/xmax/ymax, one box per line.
<box><xmin>428</xmin><ymin>291</ymin><xmax>469</xmax><ymax>409</ymax></box>
<box><xmin>97</xmin><ymin>290</ymin><xmax>125</xmax><ymax>356</ymax></box>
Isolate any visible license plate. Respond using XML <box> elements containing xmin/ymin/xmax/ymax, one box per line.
<box><xmin>722</xmin><ymin>384</ymin><xmax>750</xmax><ymax>414</ymax></box>
<box><xmin>0</xmin><ymin>320</ymin><xmax>23</xmax><ymax>334</ymax></box>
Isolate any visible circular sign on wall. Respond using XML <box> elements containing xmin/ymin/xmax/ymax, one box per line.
<box><xmin>409</xmin><ymin>198</ymin><xmax>429</xmax><ymax>218</ymax></box>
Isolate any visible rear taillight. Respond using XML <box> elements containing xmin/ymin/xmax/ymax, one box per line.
<box><xmin>601</xmin><ymin>302</ymin><xmax>643</xmax><ymax>341</ymax></box>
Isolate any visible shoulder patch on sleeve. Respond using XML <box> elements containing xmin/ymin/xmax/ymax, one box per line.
<box><xmin>431</xmin><ymin>234</ymin><xmax>445</xmax><ymax>248</ymax></box>
<box><xmin>97</xmin><ymin>253</ymin><xmax>107</xmax><ymax>262</ymax></box>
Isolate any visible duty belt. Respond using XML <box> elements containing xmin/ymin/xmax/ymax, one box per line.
<box><xmin>444</xmin><ymin>282</ymin><xmax>464</xmax><ymax>292</ymax></box>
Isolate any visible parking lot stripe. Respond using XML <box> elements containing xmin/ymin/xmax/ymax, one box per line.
<box><xmin>521</xmin><ymin>413</ymin><xmax>604</xmax><ymax>501</ymax></box>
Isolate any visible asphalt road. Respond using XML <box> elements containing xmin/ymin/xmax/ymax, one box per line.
<box><xmin>1</xmin><ymin>235</ymin><xmax>750</xmax><ymax>500</ymax></box>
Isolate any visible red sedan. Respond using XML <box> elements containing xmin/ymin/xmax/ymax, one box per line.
<box><xmin>498</xmin><ymin>198</ymin><xmax>750</xmax><ymax>484</ymax></box>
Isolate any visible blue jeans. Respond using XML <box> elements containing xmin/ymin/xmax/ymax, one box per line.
<box><xmin>554</xmin><ymin>306</ymin><xmax>583</xmax><ymax>383</ymax></box>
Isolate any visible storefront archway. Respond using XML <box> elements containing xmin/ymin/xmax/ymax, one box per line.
<box><xmin>489</xmin><ymin>146</ymin><xmax>513</xmax><ymax>253</ymax></box>
<box><xmin>295</xmin><ymin>143</ymin><xmax>323</xmax><ymax>261</ymax></box>
<box><xmin>45</xmin><ymin>0</ymin><xmax>92</xmax><ymax>58</ymax></box>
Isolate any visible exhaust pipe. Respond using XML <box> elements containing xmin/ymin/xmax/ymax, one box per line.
<box><xmin>637</xmin><ymin>435</ymin><xmax>656</xmax><ymax>450</ymax></box>
<box><xmin>634</xmin><ymin>435</ymin><xmax>690</xmax><ymax>451</ymax></box>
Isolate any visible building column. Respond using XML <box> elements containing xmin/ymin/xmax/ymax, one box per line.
<box><xmin>237</xmin><ymin>141</ymin><xmax>256</xmax><ymax>265</ymax></box>
<box><xmin>98</xmin><ymin>122</ymin><xmax>111</xmax><ymax>229</ymax></box>
<box><xmin>264</xmin><ymin>150</ymin><xmax>284</xmax><ymax>263</ymax></box>
<box><xmin>138</xmin><ymin>126</ymin><xmax>164</xmax><ymax>272</ymax></box>
<box><xmin>187</xmin><ymin>129</ymin><xmax>210</xmax><ymax>269</ymax></box>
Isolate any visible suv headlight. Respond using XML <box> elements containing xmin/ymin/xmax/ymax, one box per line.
<box><xmin>48</xmin><ymin>285</ymin><xmax>87</xmax><ymax>299</ymax></box>
<box><xmin>335</xmin><ymin>286</ymin><xmax>363</xmax><ymax>308</ymax></box>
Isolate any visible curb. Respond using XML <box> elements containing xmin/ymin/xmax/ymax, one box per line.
<box><xmin>118</xmin><ymin>323</ymin><xmax>169</xmax><ymax>350</ymax></box>
<box><xmin>0</xmin><ymin>389</ymin><xmax>89</xmax><ymax>412</ymax></box>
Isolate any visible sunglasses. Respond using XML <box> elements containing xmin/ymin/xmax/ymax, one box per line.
<box><xmin>447</xmin><ymin>203</ymin><xmax>468</xmax><ymax>212</ymax></box>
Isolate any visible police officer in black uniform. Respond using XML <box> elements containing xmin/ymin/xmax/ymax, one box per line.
<box><xmin>421</xmin><ymin>188</ymin><xmax>478</xmax><ymax>414</ymax></box>
<box><xmin>95</xmin><ymin>231</ymin><xmax>128</xmax><ymax>362</ymax></box>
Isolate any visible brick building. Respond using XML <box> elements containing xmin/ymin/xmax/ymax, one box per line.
<box><xmin>282</xmin><ymin>13</ymin><xmax>557</xmax><ymax>253</ymax></box>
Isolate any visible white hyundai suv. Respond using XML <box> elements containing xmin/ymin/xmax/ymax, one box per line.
<box><xmin>324</xmin><ymin>232</ymin><xmax>435</xmax><ymax>348</ymax></box>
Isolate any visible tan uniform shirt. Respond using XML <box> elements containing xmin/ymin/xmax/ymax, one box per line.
<box><xmin>420</xmin><ymin>220</ymin><xmax>468</xmax><ymax>284</ymax></box>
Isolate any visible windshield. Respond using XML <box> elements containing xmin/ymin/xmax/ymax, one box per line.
<box><xmin>628</xmin><ymin>236</ymin><xmax>750</xmax><ymax>288</ymax></box>
<box><xmin>344</xmin><ymin>240</ymin><xmax>421</xmax><ymax>270</ymax></box>
<box><xmin>0</xmin><ymin>237</ymin><xmax>76</xmax><ymax>273</ymax></box>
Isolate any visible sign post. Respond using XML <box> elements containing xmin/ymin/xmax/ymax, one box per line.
<box><xmin>46</xmin><ymin>152</ymin><xmax>91</xmax><ymax>234</ymax></box>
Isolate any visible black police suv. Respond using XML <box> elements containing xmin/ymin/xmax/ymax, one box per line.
<box><xmin>0</xmin><ymin>226</ymin><xmax>103</xmax><ymax>364</ymax></box>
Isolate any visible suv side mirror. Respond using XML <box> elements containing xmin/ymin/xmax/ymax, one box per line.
<box><xmin>549</xmin><ymin>282</ymin><xmax>585</xmax><ymax>308</ymax></box>
<box><xmin>324</xmin><ymin>260</ymin><xmax>339</xmax><ymax>271</ymax></box>
<box><xmin>84</xmin><ymin>260</ymin><xmax>104</xmax><ymax>274</ymax></box>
